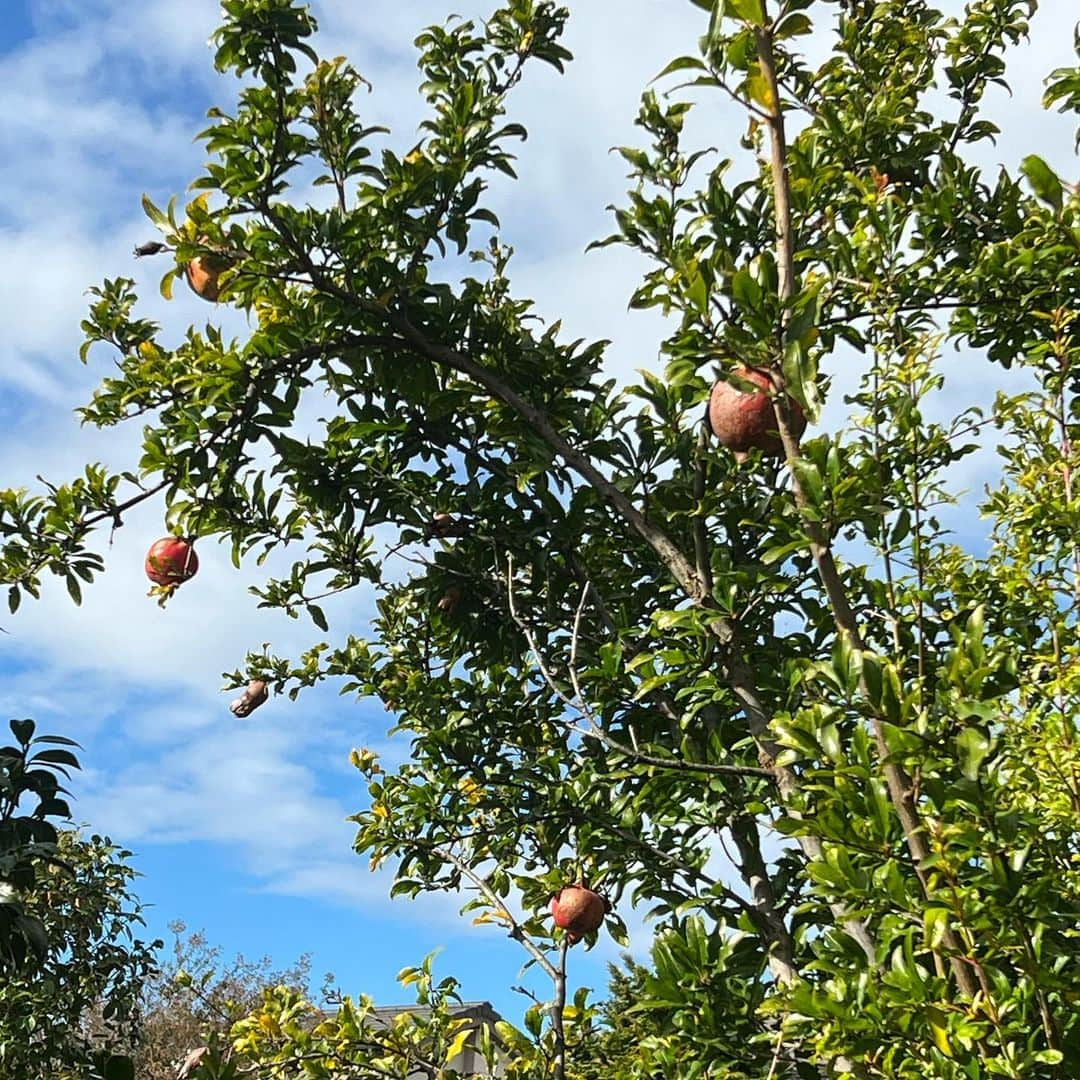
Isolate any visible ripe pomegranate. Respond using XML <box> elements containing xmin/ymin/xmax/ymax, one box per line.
<box><xmin>550</xmin><ymin>884</ymin><xmax>609</xmax><ymax>943</ymax></box>
<box><xmin>144</xmin><ymin>537</ymin><xmax>199</xmax><ymax>586</ymax></box>
<box><xmin>185</xmin><ymin>239</ymin><xmax>231</xmax><ymax>302</ymax></box>
<box><xmin>229</xmin><ymin>680</ymin><xmax>269</xmax><ymax>718</ymax></box>
<box><xmin>706</xmin><ymin>365</ymin><xmax>806</xmax><ymax>458</ymax></box>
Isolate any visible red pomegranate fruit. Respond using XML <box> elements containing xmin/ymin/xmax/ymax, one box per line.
<box><xmin>706</xmin><ymin>365</ymin><xmax>806</xmax><ymax>458</ymax></box>
<box><xmin>144</xmin><ymin>537</ymin><xmax>199</xmax><ymax>586</ymax></box>
<box><xmin>550</xmin><ymin>884</ymin><xmax>608</xmax><ymax>943</ymax></box>
<box><xmin>185</xmin><ymin>239</ymin><xmax>231</xmax><ymax>302</ymax></box>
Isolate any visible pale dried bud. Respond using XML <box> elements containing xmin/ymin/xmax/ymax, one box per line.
<box><xmin>427</xmin><ymin>512</ymin><xmax>459</xmax><ymax>539</ymax></box>
<box><xmin>437</xmin><ymin>586</ymin><xmax>462</xmax><ymax>613</ymax></box>
<box><xmin>177</xmin><ymin>1046</ymin><xmax>209</xmax><ymax>1079</ymax></box>
<box><xmin>229</xmin><ymin>680</ymin><xmax>269</xmax><ymax>717</ymax></box>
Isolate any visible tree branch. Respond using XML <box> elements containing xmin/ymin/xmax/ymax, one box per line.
<box><xmin>755</xmin><ymin>9</ymin><xmax>973</xmax><ymax>997</ymax></box>
<box><xmin>434</xmin><ymin>844</ymin><xmax>560</xmax><ymax>983</ymax></box>
<box><xmin>505</xmin><ymin>562</ymin><xmax>772</xmax><ymax>780</ymax></box>
<box><xmin>261</xmin><ymin>183</ymin><xmax>880</xmax><ymax>966</ymax></box>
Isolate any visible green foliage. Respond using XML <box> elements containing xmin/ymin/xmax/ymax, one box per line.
<box><xmin>0</xmin><ymin>830</ymin><xmax>159</xmax><ymax>1079</ymax></box>
<box><xmin>134</xmin><ymin>920</ymin><xmax>318</xmax><ymax>1080</ymax></box>
<box><xmin>0</xmin><ymin>721</ymin><xmax>157</xmax><ymax>1077</ymax></box>
<box><xmin>0</xmin><ymin>717</ymin><xmax>85</xmax><ymax>965</ymax></box>
<box><xmin>4</xmin><ymin>0</ymin><xmax>1080</xmax><ymax>1076</ymax></box>
<box><xmin>186</xmin><ymin>953</ymin><xmax>529</xmax><ymax>1079</ymax></box>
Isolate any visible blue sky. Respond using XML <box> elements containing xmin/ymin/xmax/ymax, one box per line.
<box><xmin>0</xmin><ymin>0</ymin><xmax>1076</xmax><ymax>1028</ymax></box>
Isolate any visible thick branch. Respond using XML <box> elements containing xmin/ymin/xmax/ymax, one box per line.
<box><xmin>551</xmin><ymin>938</ymin><xmax>569</xmax><ymax>1080</ymax></box>
<box><xmin>730</xmin><ymin>815</ymin><xmax>798</xmax><ymax>985</ymax></box>
<box><xmin>755</xmin><ymin>12</ymin><xmax>975</xmax><ymax>998</ymax></box>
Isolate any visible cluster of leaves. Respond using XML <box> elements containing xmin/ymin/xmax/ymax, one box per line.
<box><xmin>0</xmin><ymin>717</ymin><xmax>85</xmax><ymax>964</ymax></box>
<box><xmin>0</xmin><ymin>829</ymin><xmax>160</xmax><ymax>1080</ymax></box>
<box><xmin>0</xmin><ymin>717</ymin><xmax>161</xmax><ymax>1079</ymax></box>
<box><xmin>133</xmin><ymin>920</ymin><xmax>319</xmax><ymax>1080</ymax></box>
<box><xmin>180</xmin><ymin>952</ymin><xmax>557</xmax><ymax>1080</ymax></box>
<box><xmin>2</xmin><ymin>0</ymin><xmax>1080</xmax><ymax>1077</ymax></box>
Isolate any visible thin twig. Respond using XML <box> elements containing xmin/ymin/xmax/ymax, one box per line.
<box><xmin>435</xmin><ymin>844</ymin><xmax>559</xmax><ymax>982</ymax></box>
<box><xmin>508</xmin><ymin>562</ymin><xmax>771</xmax><ymax>780</ymax></box>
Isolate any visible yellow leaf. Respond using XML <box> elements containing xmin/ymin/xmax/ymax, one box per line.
<box><xmin>472</xmin><ymin>907</ymin><xmax>512</xmax><ymax>926</ymax></box>
<box><xmin>746</xmin><ymin>68</ymin><xmax>775</xmax><ymax>113</ymax></box>
<box><xmin>445</xmin><ymin>1026</ymin><xmax>472</xmax><ymax>1064</ymax></box>
<box><xmin>258</xmin><ymin>1014</ymin><xmax>281</xmax><ymax>1037</ymax></box>
<box><xmin>458</xmin><ymin>776</ymin><xmax>484</xmax><ymax>804</ymax></box>
<box><xmin>926</xmin><ymin>1006</ymin><xmax>953</xmax><ymax>1058</ymax></box>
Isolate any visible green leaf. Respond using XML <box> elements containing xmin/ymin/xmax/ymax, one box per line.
<box><xmin>925</xmin><ymin>1006</ymin><xmax>953</xmax><ymax>1058</ymax></box>
<box><xmin>955</xmin><ymin>727</ymin><xmax>991</xmax><ymax>781</ymax></box>
<box><xmin>524</xmin><ymin>1003</ymin><xmax>543</xmax><ymax>1039</ymax></box>
<box><xmin>745</xmin><ymin>69</ymin><xmax>775</xmax><ymax>112</ymax></box>
<box><xmin>923</xmin><ymin>906</ymin><xmax>950</xmax><ymax>950</ymax></box>
<box><xmin>790</xmin><ymin>458</ymin><xmax>824</xmax><ymax>509</ymax></box>
<box><xmin>494</xmin><ymin>1021</ymin><xmax>531</xmax><ymax>1053</ymax></box>
<box><xmin>10</xmin><ymin>718</ymin><xmax>34</xmax><ymax>745</ymax></box>
<box><xmin>652</xmin><ymin>55</ymin><xmax>706</xmax><ymax>83</ymax></box>
<box><xmin>728</xmin><ymin>0</ymin><xmax>765</xmax><ymax>25</ymax></box>
<box><xmin>103</xmin><ymin>1056</ymin><xmax>136</xmax><ymax>1080</ymax></box>
<box><xmin>32</xmin><ymin>735</ymin><xmax>82</xmax><ymax>748</ymax></box>
<box><xmin>686</xmin><ymin>270</ymin><xmax>708</xmax><ymax>315</ymax></box>
<box><xmin>30</xmin><ymin>748</ymin><xmax>81</xmax><ymax>770</ymax></box>
<box><xmin>141</xmin><ymin>194</ymin><xmax>167</xmax><ymax>227</ymax></box>
<box><xmin>760</xmin><ymin>539</ymin><xmax>809</xmax><ymax>566</ymax></box>
<box><xmin>1034</xmin><ymin>1050</ymin><xmax>1065</xmax><ymax>1065</ymax></box>
<box><xmin>818</xmin><ymin>721</ymin><xmax>841</xmax><ymax>761</ymax></box>
<box><xmin>730</xmin><ymin>268</ymin><xmax>763</xmax><ymax>313</ymax></box>
<box><xmin>774</xmin><ymin>13</ymin><xmax>812</xmax><ymax>39</ymax></box>
<box><xmin>1020</xmin><ymin>155</ymin><xmax>1063</xmax><ymax>211</ymax></box>
<box><xmin>444</xmin><ymin>1027</ymin><xmax>472</xmax><ymax>1065</ymax></box>
<box><xmin>15</xmin><ymin>913</ymin><xmax>48</xmax><ymax>961</ymax></box>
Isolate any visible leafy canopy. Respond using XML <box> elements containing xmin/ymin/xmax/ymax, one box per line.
<box><xmin>4</xmin><ymin>0</ymin><xmax>1080</xmax><ymax>1076</ymax></box>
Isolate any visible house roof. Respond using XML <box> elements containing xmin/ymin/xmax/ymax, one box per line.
<box><xmin>369</xmin><ymin>1001</ymin><xmax>502</xmax><ymax>1023</ymax></box>
<box><xmin>313</xmin><ymin>1000</ymin><xmax>503</xmax><ymax>1027</ymax></box>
